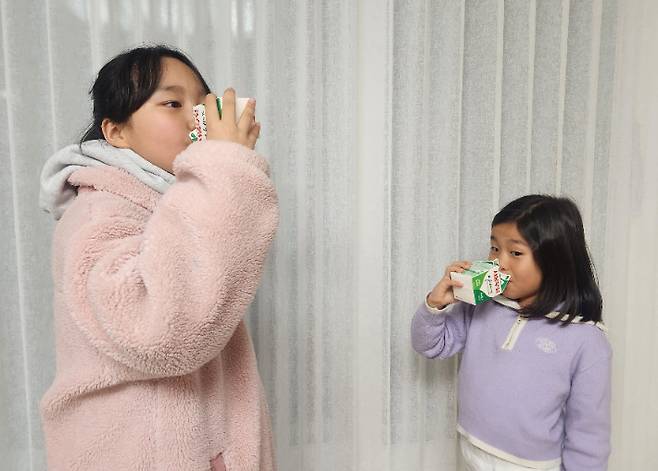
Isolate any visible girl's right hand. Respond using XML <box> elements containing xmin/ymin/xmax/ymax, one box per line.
<box><xmin>426</xmin><ymin>261</ymin><xmax>471</xmax><ymax>310</ymax></box>
<box><xmin>205</xmin><ymin>88</ymin><xmax>261</xmax><ymax>149</ymax></box>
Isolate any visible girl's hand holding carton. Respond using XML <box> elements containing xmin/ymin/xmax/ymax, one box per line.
<box><xmin>450</xmin><ymin>259</ymin><xmax>510</xmax><ymax>305</ymax></box>
<box><xmin>427</xmin><ymin>259</ymin><xmax>510</xmax><ymax>309</ymax></box>
<box><xmin>426</xmin><ymin>260</ymin><xmax>472</xmax><ymax>310</ymax></box>
<box><xmin>191</xmin><ymin>90</ymin><xmax>259</xmax><ymax>149</ymax></box>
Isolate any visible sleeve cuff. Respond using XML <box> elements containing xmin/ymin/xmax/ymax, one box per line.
<box><xmin>424</xmin><ymin>292</ymin><xmax>454</xmax><ymax>314</ymax></box>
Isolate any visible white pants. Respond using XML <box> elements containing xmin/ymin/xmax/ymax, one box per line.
<box><xmin>460</xmin><ymin>437</ymin><xmax>561</xmax><ymax>471</ymax></box>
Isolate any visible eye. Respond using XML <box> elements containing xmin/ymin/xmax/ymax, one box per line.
<box><xmin>511</xmin><ymin>251</ymin><xmax>523</xmax><ymax>257</ymax></box>
<box><xmin>163</xmin><ymin>101</ymin><xmax>182</xmax><ymax>108</ymax></box>
<box><xmin>490</xmin><ymin>246</ymin><xmax>499</xmax><ymax>253</ymax></box>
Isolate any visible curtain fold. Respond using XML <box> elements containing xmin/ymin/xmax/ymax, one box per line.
<box><xmin>604</xmin><ymin>0</ymin><xmax>658</xmax><ymax>468</ymax></box>
<box><xmin>2</xmin><ymin>1</ymin><xmax>655</xmax><ymax>470</ymax></box>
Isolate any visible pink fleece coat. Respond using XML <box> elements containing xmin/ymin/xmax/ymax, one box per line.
<box><xmin>40</xmin><ymin>141</ymin><xmax>278</xmax><ymax>470</ymax></box>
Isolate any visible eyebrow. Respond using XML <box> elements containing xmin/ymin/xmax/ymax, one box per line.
<box><xmin>157</xmin><ymin>85</ymin><xmax>184</xmax><ymax>93</ymax></box>
<box><xmin>157</xmin><ymin>84</ymin><xmax>206</xmax><ymax>96</ymax></box>
<box><xmin>490</xmin><ymin>235</ymin><xmax>528</xmax><ymax>245</ymax></box>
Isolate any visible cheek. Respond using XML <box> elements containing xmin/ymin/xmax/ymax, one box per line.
<box><xmin>145</xmin><ymin>121</ymin><xmax>189</xmax><ymax>155</ymax></box>
<box><xmin>528</xmin><ymin>265</ymin><xmax>542</xmax><ymax>289</ymax></box>
<box><xmin>145</xmin><ymin>115</ymin><xmax>181</xmax><ymax>137</ymax></box>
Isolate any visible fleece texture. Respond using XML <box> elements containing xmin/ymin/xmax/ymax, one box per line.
<box><xmin>40</xmin><ymin>140</ymin><xmax>278</xmax><ymax>471</ymax></box>
<box><xmin>411</xmin><ymin>298</ymin><xmax>611</xmax><ymax>469</ymax></box>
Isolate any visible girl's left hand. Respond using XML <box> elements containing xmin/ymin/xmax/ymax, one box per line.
<box><xmin>205</xmin><ymin>89</ymin><xmax>261</xmax><ymax>149</ymax></box>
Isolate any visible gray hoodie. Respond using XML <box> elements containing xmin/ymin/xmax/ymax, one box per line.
<box><xmin>39</xmin><ymin>139</ymin><xmax>175</xmax><ymax>220</ymax></box>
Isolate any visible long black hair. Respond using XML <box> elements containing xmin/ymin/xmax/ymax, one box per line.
<box><xmin>492</xmin><ymin>194</ymin><xmax>603</xmax><ymax>323</ymax></box>
<box><xmin>80</xmin><ymin>45</ymin><xmax>211</xmax><ymax>144</ymax></box>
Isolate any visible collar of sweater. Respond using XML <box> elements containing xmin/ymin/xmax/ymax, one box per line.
<box><xmin>492</xmin><ymin>296</ymin><xmax>607</xmax><ymax>332</ymax></box>
<box><xmin>39</xmin><ymin>140</ymin><xmax>175</xmax><ymax>220</ymax></box>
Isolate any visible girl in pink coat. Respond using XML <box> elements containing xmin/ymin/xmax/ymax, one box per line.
<box><xmin>38</xmin><ymin>45</ymin><xmax>278</xmax><ymax>471</ymax></box>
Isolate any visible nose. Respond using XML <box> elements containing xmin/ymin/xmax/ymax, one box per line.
<box><xmin>497</xmin><ymin>255</ymin><xmax>508</xmax><ymax>272</ymax></box>
<box><xmin>186</xmin><ymin>107</ymin><xmax>197</xmax><ymax>132</ymax></box>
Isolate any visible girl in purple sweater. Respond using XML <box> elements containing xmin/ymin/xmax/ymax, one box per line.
<box><xmin>411</xmin><ymin>195</ymin><xmax>611</xmax><ymax>470</ymax></box>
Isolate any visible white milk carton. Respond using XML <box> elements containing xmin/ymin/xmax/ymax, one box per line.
<box><xmin>189</xmin><ymin>96</ymin><xmax>251</xmax><ymax>142</ymax></box>
<box><xmin>450</xmin><ymin>259</ymin><xmax>511</xmax><ymax>305</ymax></box>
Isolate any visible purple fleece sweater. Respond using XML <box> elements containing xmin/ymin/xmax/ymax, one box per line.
<box><xmin>411</xmin><ymin>298</ymin><xmax>611</xmax><ymax>470</ymax></box>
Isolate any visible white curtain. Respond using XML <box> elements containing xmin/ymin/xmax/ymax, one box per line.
<box><xmin>1</xmin><ymin>0</ymin><xmax>655</xmax><ymax>470</ymax></box>
<box><xmin>604</xmin><ymin>0</ymin><xmax>658</xmax><ymax>469</ymax></box>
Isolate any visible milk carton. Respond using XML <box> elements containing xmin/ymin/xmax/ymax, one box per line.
<box><xmin>189</xmin><ymin>96</ymin><xmax>251</xmax><ymax>142</ymax></box>
<box><xmin>450</xmin><ymin>259</ymin><xmax>510</xmax><ymax>305</ymax></box>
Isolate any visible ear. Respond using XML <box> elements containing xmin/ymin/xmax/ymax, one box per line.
<box><xmin>101</xmin><ymin>118</ymin><xmax>131</xmax><ymax>148</ymax></box>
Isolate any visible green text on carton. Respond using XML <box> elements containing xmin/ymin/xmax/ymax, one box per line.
<box><xmin>450</xmin><ymin>260</ymin><xmax>510</xmax><ymax>305</ymax></box>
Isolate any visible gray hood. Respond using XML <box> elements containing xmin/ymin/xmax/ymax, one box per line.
<box><xmin>39</xmin><ymin>139</ymin><xmax>176</xmax><ymax>220</ymax></box>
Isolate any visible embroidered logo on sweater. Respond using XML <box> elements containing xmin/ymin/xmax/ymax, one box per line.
<box><xmin>535</xmin><ymin>337</ymin><xmax>557</xmax><ymax>353</ymax></box>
